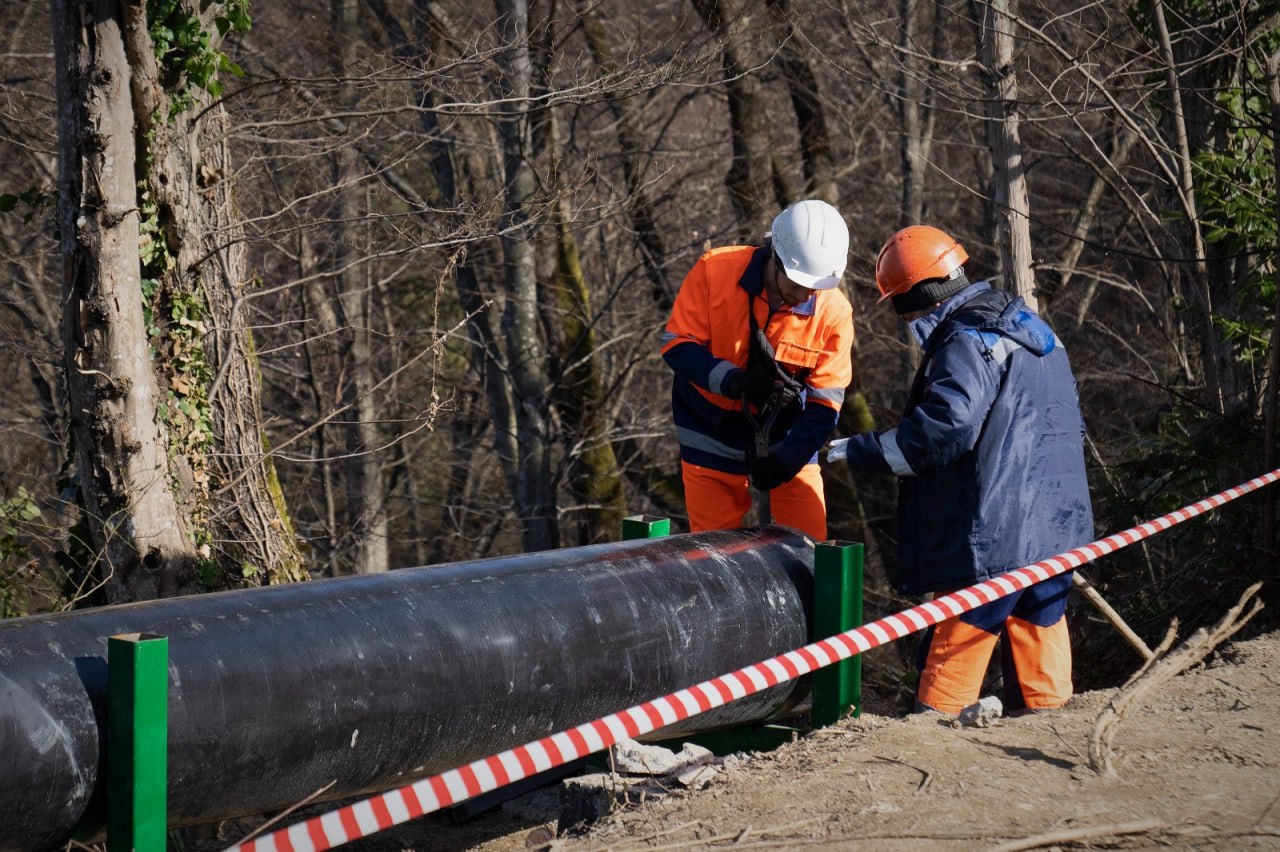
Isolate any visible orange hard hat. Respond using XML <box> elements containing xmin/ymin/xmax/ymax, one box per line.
<box><xmin>875</xmin><ymin>226</ymin><xmax>969</xmax><ymax>303</ymax></box>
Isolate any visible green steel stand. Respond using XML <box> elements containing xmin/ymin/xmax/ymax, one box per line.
<box><xmin>107</xmin><ymin>632</ymin><xmax>168</xmax><ymax>852</ymax></box>
<box><xmin>622</xmin><ymin>514</ymin><xmax>671</xmax><ymax>540</ymax></box>
<box><xmin>811</xmin><ymin>541</ymin><xmax>864</xmax><ymax>725</ymax></box>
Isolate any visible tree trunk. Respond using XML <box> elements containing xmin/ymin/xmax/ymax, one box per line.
<box><xmin>978</xmin><ymin>0</ymin><xmax>1036</xmax><ymax>309</ymax></box>
<box><xmin>1264</xmin><ymin>48</ymin><xmax>1280</xmax><ymax>560</ymax></box>
<box><xmin>692</xmin><ymin>0</ymin><xmax>772</xmax><ymax>239</ymax></box>
<box><xmin>766</xmin><ymin>0</ymin><xmax>836</xmax><ymax>205</ymax></box>
<box><xmin>300</xmin><ymin>232</ymin><xmax>342</xmax><ymax>576</ymax></box>
<box><xmin>52</xmin><ymin>0</ymin><xmax>196</xmax><ymax>602</ymax></box>
<box><xmin>332</xmin><ymin>0</ymin><xmax>389</xmax><ymax>574</ymax></box>
<box><xmin>1149</xmin><ymin>0</ymin><xmax>1225</xmax><ymax>415</ymax></box>
<box><xmin>141</xmin><ymin>14</ymin><xmax>305</xmax><ymax>589</ymax></box>
<box><xmin>365</xmin><ymin>0</ymin><xmax>535</xmax><ymax>558</ymax></box>
<box><xmin>494</xmin><ymin>0</ymin><xmax>557</xmax><ymax>552</ymax></box>
<box><xmin>895</xmin><ymin>0</ymin><xmax>939</xmax><ymax>383</ymax></box>
<box><xmin>578</xmin><ymin>4</ymin><xmax>674</xmax><ymax>309</ymax></box>
<box><xmin>198</xmin><ymin>173</ymin><xmax>307</xmax><ymax>589</ymax></box>
<box><xmin>534</xmin><ymin>13</ymin><xmax>626</xmax><ymax>546</ymax></box>
<box><xmin>550</xmin><ymin>195</ymin><xmax>628</xmax><ymax>545</ymax></box>
<box><xmin>896</xmin><ymin>0</ymin><xmax>938</xmax><ymax>228</ymax></box>
<box><xmin>52</xmin><ymin>0</ymin><xmax>304</xmax><ymax>602</ymax></box>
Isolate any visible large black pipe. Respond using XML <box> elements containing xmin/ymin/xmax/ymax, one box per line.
<box><xmin>0</xmin><ymin>526</ymin><xmax>815</xmax><ymax>850</ymax></box>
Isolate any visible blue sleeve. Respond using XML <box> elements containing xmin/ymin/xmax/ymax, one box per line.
<box><xmin>845</xmin><ymin>433</ymin><xmax>894</xmax><ymax>476</ymax></box>
<box><xmin>893</xmin><ymin>332</ymin><xmax>1002</xmax><ymax>473</ymax></box>
<box><xmin>663</xmin><ymin>341</ymin><xmax>741</xmax><ymax>398</ymax></box>
<box><xmin>773</xmin><ymin>400</ymin><xmax>839</xmax><ymax>472</ymax></box>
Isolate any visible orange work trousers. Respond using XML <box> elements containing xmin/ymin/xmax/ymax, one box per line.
<box><xmin>916</xmin><ymin>604</ymin><xmax>1072</xmax><ymax>715</ymax></box>
<box><xmin>681</xmin><ymin>460</ymin><xmax>827</xmax><ymax>542</ymax></box>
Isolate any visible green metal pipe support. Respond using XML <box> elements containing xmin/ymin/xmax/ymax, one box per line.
<box><xmin>621</xmin><ymin>514</ymin><xmax>671</xmax><ymax>540</ymax></box>
<box><xmin>106</xmin><ymin>633</ymin><xmax>168</xmax><ymax>852</ymax></box>
<box><xmin>811</xmin><ymin>541</ymin><xmax>864</xmax><ymax>725</ymax></box>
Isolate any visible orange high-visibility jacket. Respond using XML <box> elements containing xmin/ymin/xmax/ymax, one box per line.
<box><xmin>661</xmin><ymin>245</ymin><xmax>855</xmax><ymax>474</ymax></box>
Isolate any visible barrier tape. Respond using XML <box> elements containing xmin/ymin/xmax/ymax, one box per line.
<box><xmin>228</xmin><ymin>467</ymin><xmax>1280</xmax><ymax>852</ymax></box>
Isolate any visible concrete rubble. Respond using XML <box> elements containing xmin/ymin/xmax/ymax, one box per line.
<box><xmin>553</xmin><ymin>738</ymin><xmax>736</xmax><ymax>833</ymax></box>
<box><xmin>953</xmin><ymin>695</ymin><xmax>1004</xmax><ymax>728</ymax></box>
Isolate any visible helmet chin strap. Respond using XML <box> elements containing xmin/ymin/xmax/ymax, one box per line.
<box><xmin>764</xmin><ymin>252</ymin><xmax>783</xmax><ymax>311</ymax></box>
<box><xmin>764</xmin><ymin>248</ymin><xmax>803</xmax><ymax>313</ymax></box>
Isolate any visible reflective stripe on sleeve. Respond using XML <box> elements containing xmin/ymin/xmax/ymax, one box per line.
<box><xmin>807</xmin><ymin>385</ymin><xmax>845</xmax><ymax>406</ymax></box>
<box><xmin>880</xmin><ymin>428</ymin><xmax>915</xmax><ymax>476</ymax></box>
<box><xmin>675</xmin><ymin>427</ymin><xmax>748</xmax><ymax>462</ymax></box>
<box><xmin>709</xmin><ymin>360</ymin><xmax>737</xmax><ymax>397</ymax></box>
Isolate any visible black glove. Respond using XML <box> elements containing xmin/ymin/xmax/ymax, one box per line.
<box><xmin>773</xmin><ymin>372</ymin><xmax>805</xmax><ymax>410</ymax></box>
<box><xmin>749</xmin><ymin>456</ymin><xmax>793</xmax><ymax>491</ymax></box>
<box><xmin>724</xmin><ymin>368</ymin><xmax>776</xmax><ymax>407</ymax></box>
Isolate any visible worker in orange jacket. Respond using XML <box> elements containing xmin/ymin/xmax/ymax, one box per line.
<box><xmin>661</xmin><ymin>200</ymin><xmax>854</xmax><ymax>541</ymax></box>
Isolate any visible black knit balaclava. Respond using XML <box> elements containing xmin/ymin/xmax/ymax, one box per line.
<box><xmin>890</xmin><ymin>269</ymin><xmax>970</xmax><ymax>315</ymax></box>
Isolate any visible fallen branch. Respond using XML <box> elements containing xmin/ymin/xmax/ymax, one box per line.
<box><xmin>872</xmin><ymin>755</ymin><xmax>932</xmax><ymax>793</ymax></box>
<box><xmin>988</xmin><ymin>817</ymin><xmax>1165</xmax><ymax>851</ymax></box>
<box><xmin>1120</xmin><ymin>619</ymin><xmax>1181</xmax><ymax>689</ymax></box>
<box><xmin>230</xmin><ymin>780</ymin><xmax>338</xmax><ymax>846</ymax></box>
<box><xmin>596</xmin><ymin>816</ymin><xmax>823</xmax><ymax>851</ymax></box>
<box><xmin>1089</xmin><ymin>582</ymin><xmax>1264</xmax><ymax>777</ymax></box>
<box><xmin>1072</xmin><ymin>571</ymin><xmax>1154</xmax><ymax>660</ymax></box>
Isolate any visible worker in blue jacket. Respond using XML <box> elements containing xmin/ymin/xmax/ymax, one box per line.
<box><xmin>827</xmin><ymin>225</ymin><xmax>1094</xmax><ymax>716</ymax></box>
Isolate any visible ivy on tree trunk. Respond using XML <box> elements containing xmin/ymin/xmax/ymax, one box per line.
<box><xmin>51</xmin><ymin>0</ymin><xmax>304</xmax><ymax>602</ymax></box>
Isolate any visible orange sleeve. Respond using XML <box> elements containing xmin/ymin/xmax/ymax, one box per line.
<box><xmin>805</xmin><ymin>291</ymin><xmax>856</xmax><ymax>411</ymax></box>
<box><xmin>661</xmin><ymin>254</ymin><xmax>713</xmax><ymax>356</ymax></box>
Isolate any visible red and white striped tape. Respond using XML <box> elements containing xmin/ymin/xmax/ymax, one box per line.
<box><xmin>228</xmin><ymin>466</ymin><xmax>1280</xmax><ymax>852</ymax></box>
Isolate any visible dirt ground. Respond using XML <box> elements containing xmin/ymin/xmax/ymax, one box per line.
<box><xmin>275</xmin><ymin>627</ymin><xmax>1280</xmax><ymax>851</ymax></box>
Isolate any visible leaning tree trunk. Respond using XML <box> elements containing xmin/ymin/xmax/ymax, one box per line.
<box><xmin>51</xmin><ymin>0</ymin><xmax>304</xmax><ymax>603</ymax></box>
<box><xmin>1058</xmin><ymin>128</ymin><xmax>1136</xmax><ymax>325</ymax></box>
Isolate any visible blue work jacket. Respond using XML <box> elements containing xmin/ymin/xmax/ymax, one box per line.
<box><xmin>845</xmin><ymin>282</ymin><xmax>1094</xmax><ymax>595</ymax></box>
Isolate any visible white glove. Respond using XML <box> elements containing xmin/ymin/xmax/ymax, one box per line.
<box><xmin>825</xmin><ymin>437</ymin><xmax>851</xmax><ymax>462</ymax></box>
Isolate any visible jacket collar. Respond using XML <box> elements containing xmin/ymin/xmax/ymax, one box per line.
<box><xmin>906</xmin><ymin>280</ymin><xmax>992</xmax><ymax>347</ymax></box>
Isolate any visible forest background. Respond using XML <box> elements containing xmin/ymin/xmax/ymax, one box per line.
<box><xmin>1</xmin><ymin>0</ymin><xmax>1278</xmax><ymax>697</ymax></box>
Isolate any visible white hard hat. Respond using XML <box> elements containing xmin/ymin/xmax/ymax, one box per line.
<box><xmin>770</xmin><ymin>199</ymin><xmax>849</xmax><ymax>290</ymax></box>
